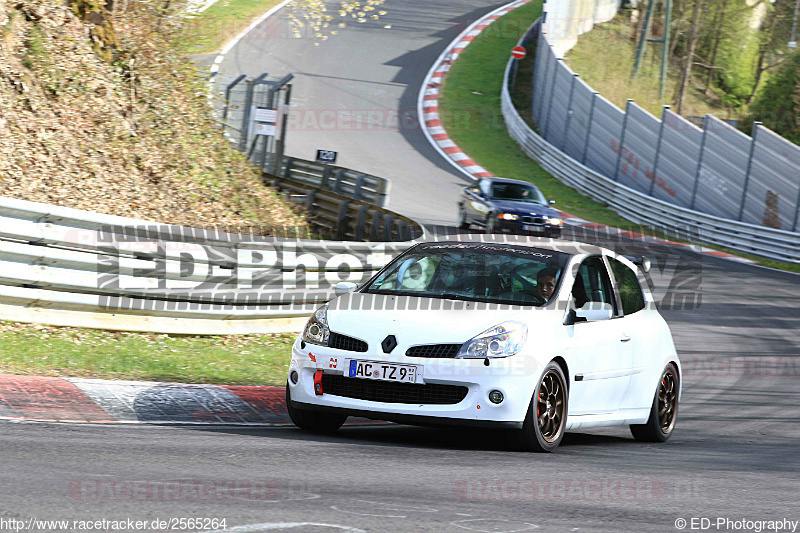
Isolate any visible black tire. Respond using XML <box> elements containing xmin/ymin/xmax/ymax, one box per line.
<box><xmin>630</xmin><ymin>363</ymin><xmax>679</xmax><ymax>442</ymax></box>
<box><xmin>458</xmin><ymin>206</ymin><xmax>470</xmax><ymax>230</ymax></box>
<box><xmin>511</xmin><ymin>362</ymin><xmax>568</xmax><ymax>452</ymax></box>
<box><xmin>285</xmin><ymin>383</ymin><xmax>347</xmax><ymax>434</ymax></box>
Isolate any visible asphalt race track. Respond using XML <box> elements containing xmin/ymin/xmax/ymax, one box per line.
<box><xmin>212</xmin><ymin>0</ymin><xmax>508</xmax><ymax>225</ymax></box>
<box><xmin>2</xmin><ymin>1</ymin><xmax>799</xmax><ymax>531</ymax></box>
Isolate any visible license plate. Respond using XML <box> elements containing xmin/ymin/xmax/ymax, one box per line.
<box><xmin>523</xmin><ymin>224</ymin><xmax>545</xmax><ymax>233</ymax></box>
<box><xmin>347</xmin><ymin>360</ymin><xmax>419</xmax><ymax>383</ymax></box>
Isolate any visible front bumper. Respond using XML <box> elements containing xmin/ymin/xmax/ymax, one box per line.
<box><xmin>287</xmin><ymin>338</ymin><xmax>541</xmax><ymax>426</ymax></box>
<box><xmin>495</xmin><ymin>219</ymin><xmax>562</xmax><ymax>235</ymax></box>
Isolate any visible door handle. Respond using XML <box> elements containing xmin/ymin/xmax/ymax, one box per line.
<box><xmin>620</xmin><ymin>334</ymin><xmax>631</xmax><ymax>343</ymax></box>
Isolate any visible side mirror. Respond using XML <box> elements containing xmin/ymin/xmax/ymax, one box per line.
<box><xmin>334</xmin><ymin>282</ymin><xmax>358</xmax><ymax>296</ymax></box>
<box><xmin>548</xmin><ymin>199</ymin><xmax>556</xmax><ymax>205</ymax></box>
<box><xmin>575</xmin><ymin>302</ymin><xmax>613</xmax><ymax>322</ymax></box>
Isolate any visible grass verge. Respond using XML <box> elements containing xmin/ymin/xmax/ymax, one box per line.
<box><xmin>179</xmin><ymin>0</ymin><xmax>284</xmax><ymax>55</ymax></box>
<box><xmin>438</xmin><ymin>0</ymin><xmax>800</xmax><ymax>273</ymax></box>
<box><xmin>0</xmin><ymin>322</ymin><xmax>296</xmax><ymax>386</ymax></box>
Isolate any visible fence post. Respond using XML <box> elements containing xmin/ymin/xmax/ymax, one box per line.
<box><xmin>649</xmin><ymin>105</ymin><xmax>670</xmax><ymax>196</ymax></box>
<box><xmin>238</xmin><ymin>79</ymin><xmax>254</xmax><ymax>151</ymax></box>
<box><xmin>613</xmin><ymin>99</ymin><xmax>634</xmax><ymax>182</ymax></box>
<box><xmin>561</xmin><ymin>73</ymin><xmax>580</xmax><ymax>152</ymax></box>
<box><xmin>535</xmin><ymin>45</ymin><xmax>554</xmax><ymax>123</ymax></box>
<box><xmin>689</xmin><ymin>115</ymin><xmax>710</xmax><ymax>210</ymax></box>
<box><xmin>793</xmin><ymin>172</ymin><xmax>800</xmax><ymax>232</ymax></box>
<box><xmin>737</xmin><ymin>122</ymin><xmax>761</xmax><ymax>221</ymax></box>
<box><xmin>223</xmin><ymin>74</ymin><xmax>246</xmax><ymax>125</ymax></box>
<box><xmin>532</xmin><ymin>32</ymin><xmax>547</xmax><ymax>118</ymax></box>
<box><xmin>582</xmin><ymin>92</ymin><xmax>599</xmax><ymax>165</ymax></box>
<box><xmin>542</xmin><ymin>58</ymin><xmax>563</xmax><ymax>139</ymax></box>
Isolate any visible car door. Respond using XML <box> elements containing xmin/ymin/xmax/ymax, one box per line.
<box><xmin>564</xmin><ymin>256</ymin><xmax>634</xmax><ymax>416</ymax></box>
<box><xmin>606</xmin><ymin>256</ymin><xmax>652</xmax><ymax>410</ymax></box>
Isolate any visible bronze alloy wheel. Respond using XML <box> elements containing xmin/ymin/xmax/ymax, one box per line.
<box><xmin>630</xmin><ymin>362</ymin><xmax>680</xmax><ymax>443</ymax></box>
<box><xmin>658</xmin><ymin>368</ymin><xmax>678</xmax><ymax>433</ymax></box>
<box><xmin>513</xmin><ymin>361</ymin><xmax>569</xmax><ymax>452</ymax></box>
<box><xmin>536</xmin><ymin>369</ymin><xmax>566</xmax><ymax>443</ymax></box>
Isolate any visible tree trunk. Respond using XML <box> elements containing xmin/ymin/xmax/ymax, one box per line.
<box><xmin>675</xmin><ymin>0</ymin><xmax>704</xmax><ymax>114</ymax></box>
<box><xmin>705</xmin><ymin>0</ymin><xmax>729</xmax><ymax>91</ymax></box>
<box><xmin>747</xmin><ymin>4</ymin><xmax>780</xmax><ymax>104</ymax></box>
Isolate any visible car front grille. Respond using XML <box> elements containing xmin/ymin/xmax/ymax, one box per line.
<box><xmin>328</xmin><ymin>332</ymin><xmax>368</xmax><ymax>352</ymax></box>
<box><xmin>406</xmin><ymin>344</ymin><xmax>462</xmax><ymax>358</ymax></box>
<box><xmin>320</xmin><ymin>374</ymin><xmax>468</xmax><ymax>405</ymax></box>
<box><xmin>521</xmin><ymin>216</ymin><xmax>545</xmax><ymax>224</ymax></box>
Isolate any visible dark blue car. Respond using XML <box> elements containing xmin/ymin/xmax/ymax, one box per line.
<box><xmin>457</xmin><ymin>177</ymin><xmax>563</xmax><ymax>237</ymax></box>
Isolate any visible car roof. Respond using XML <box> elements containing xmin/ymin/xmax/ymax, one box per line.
<box><xmin>482</xmin><ymin>177</ymin><xmax>541</xmax><ymax>189</ymax></box>
<box><xmin>414</xmin><ymin>238</ymin><xmax>608</xmax><ymax>258</ymax></box>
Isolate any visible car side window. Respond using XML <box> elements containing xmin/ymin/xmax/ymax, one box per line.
<box><xmin>572</xmin><ymin>256</ymin><xmax>616</xmax><ymax>316</ymax></box>
<box><xmin>608</xmin><ymin>257</ymin><xmax>646</xmax><ymax>315</ymax></box>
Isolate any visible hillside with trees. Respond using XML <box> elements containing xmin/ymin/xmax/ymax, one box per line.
<box><xmin>566</xmin><ymin>0</ymin><xmax>799</xmax><ymax>139</ymax></box>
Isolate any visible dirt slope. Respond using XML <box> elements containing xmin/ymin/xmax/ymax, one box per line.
<box><xmin>0</xmin><ymin>0</ymin><xmax>305</xmax><ymax>231</ymax></box>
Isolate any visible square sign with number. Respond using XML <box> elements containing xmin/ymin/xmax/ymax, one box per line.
<box><xmin>316</xmin><ymin>149</ymin><xmax>338</xmax><ymax>164</ymax></box>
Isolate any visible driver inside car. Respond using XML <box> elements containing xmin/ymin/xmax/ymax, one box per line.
<box><xmin>536</xmin><ymin>267</ymin><xmax>558</xmax><ymax>301</ymax></box>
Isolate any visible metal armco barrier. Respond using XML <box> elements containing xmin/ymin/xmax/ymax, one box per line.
<box><xmin>0</xmin><ymin>196</ymin><xmax>420</xmax><ymax>334</ymax></box>
<box><xmin>531</xmin><ymin>1</ymin><xmax>800</xmax><ymax>235</ymax></box>
<box><xmin>502</xmin><ymin>22</ymin><xmax>800</xmax><ymax>262</ymax></box>
<box><xmin>279</xmin><ymin>157</ymin><xmax>391</xmax><ymax>208</ymax></box>
<box><xmin>266</xmin><ymin>173</ymin><xmax>416</xmax><ymax>242</ymax></box>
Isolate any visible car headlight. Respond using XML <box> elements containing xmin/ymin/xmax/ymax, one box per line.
<box><xmin>302</xmin><ymin>304</ymin><xmax>330</xmax><ymax>346</ymax></box>
<box><xmin>456</xmin><ymin>321</ymin><xmax>527</xmax><ymax>359</ymax></box>
<box><xmin>498</xmin><ymin>213</ymin><xmax>519</xmax><ymax>220</ymax></box>
<box><xmin>546</xmin><ymin>217</ymin><xmax>563</xmax><ymax>226</ymax></box>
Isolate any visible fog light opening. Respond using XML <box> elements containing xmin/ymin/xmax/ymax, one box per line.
<box><xmin>488</xmin><ymin>390</ymin><xmax>504</xmax><ymax>404</ymax></box>
<box><xmin>290</xmin><ymin>370</ymin><xmax>299</xmax><ymax>384</ymax></box>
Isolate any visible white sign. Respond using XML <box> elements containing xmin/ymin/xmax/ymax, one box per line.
<box><xmin>255</xmin><ymin>123</ymin><xmax>276</xmax><ymax>136</ymax></box>
<box><xmin>254</xmin><ymin>108</ymin><xmax>277</xmax><ymax>123</ymax></box>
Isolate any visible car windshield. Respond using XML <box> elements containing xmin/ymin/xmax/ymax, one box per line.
<box><xmin>490</xmin><ymin>183</ymin><xmax>547</xmax><ymax>204</ymax></box>
<box><xmin>363</xmin><ymin>243</ymin><xmax>569</xmax><ymax>306</ymax></box>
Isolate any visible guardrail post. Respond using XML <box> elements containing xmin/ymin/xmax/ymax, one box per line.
<box><xmin>305</xmin><ymin>189</ymin><xmax>317</xmax><ymax>212</ymax></box>
<box><xmin>354</xmin><ymin>206</ymin><xmax>369</xmax><ymax>241</ymax></box>
<box><xmin>690</xmin><ymin>115</ymin><xmax>710</xmax><ymax>210</ymax></box>
<box><xmin>397</xmin><ymin>221</ymin><xmax>410</xmax><ymax>242</ymax></box>
<box><xmin>333</xmin><ymin>169</ymin><xmax>346</xmax><ymax>194</ymax></box>
<box><xmin>320</xmin><ymin>166</ymin><xmax>332</xmax><ymax>189</ymax></box>
<box><xmin>354</xmin><ymin>175</ymin><xmax>366</xmax><ymax>201</ymax></box>
<box><xmin>561</xmin><ymin>73</ymin><xmax>580</xmax><ymax>152</ymax></box>
<box><xmin>542</xmin><ymin>58</ymin><xmax>563</xmax><ymax>140</ymax></box>
<box><xmin>613</xmin><ymin>99</ymin><xmax>634</xmax><ymax>182</ymax></box>
<box><xmin>581</xmin><ymin>92</ymin><xmax>599</xmax><ymax>165</ymax></box>
<box><xmin>371</xmin><ymin>212</ymin><xmax>383</xmax><ymax>241</ymax></box>
<box><xmin>337</xmin><ymin>200</ymin><xmax>351</xmax><ymax>240</ymax></box>
<box><xmin>649</xmin><ymin>105</ymin><xmax>670</xmax><ymax>196</ymax></box>
<box><xmin>383</xmin><ymin>215</ymin><xmax>395</xmax><ymax>241</ymax></box>
<box><xmin>283</xmin><ymin>157</ymin><xmax>294</xmax><ymax>180</ymax></box>
<box><xmin>737</xmin><ymin>122</ymin><xmax>761</xmax><ymax>221</ymax></box>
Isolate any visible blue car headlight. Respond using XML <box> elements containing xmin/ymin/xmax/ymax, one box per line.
<box><xmin>457</xmin><ymin>321</ymin><xmax>527</xmax><ymax>358</ymax></box>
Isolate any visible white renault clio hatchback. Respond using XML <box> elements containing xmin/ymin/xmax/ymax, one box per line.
<box><xmin>286</xmin><ymin>240</ymin><xmax>681</xmax><ymax>452</ymax></box>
